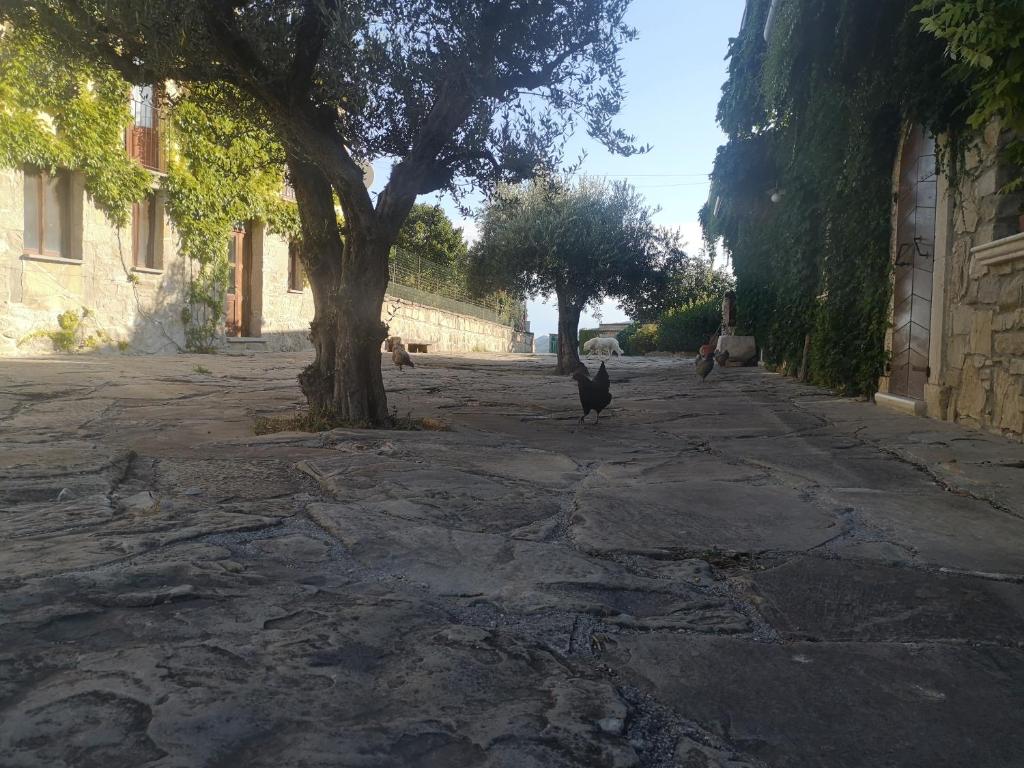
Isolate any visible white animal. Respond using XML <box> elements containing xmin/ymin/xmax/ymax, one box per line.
<box><xmin>583</xmin><ymin>336</ymin><xmax>624</xmax><ymax>358</ymax></box>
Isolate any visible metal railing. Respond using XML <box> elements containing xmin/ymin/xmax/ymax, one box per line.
<box><xmin>388</xmin><ymin>247</ymin><xmax>527</xmax><ymax>329</ymax></box>
<box><xmin>126</xmin><ymin>89</ymin><xmax>167</xmax><ymax>172</ymax></box>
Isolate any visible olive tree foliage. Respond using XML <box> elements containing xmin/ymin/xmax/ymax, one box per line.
<box><xmin>468</xmin><ymin>176</ymin><xmax>679</xmax><ymax>374</ymax></box>
<box><xmin>2</xmin><ymin>0</ymin><xmax>644</xmax><ymax>423</ymax></box>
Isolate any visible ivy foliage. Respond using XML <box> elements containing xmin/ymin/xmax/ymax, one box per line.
<box><xmin>166</xmin><ymin>84</ymin><xmax>298</xmax><ymax>351</ymax></box>
<box><xmin>702</xmin><ymin>0</ymin><xmax>967</xmax><ymax>396</ymax></box>
<box><xmin>0</xmin><ymin>25</ymin><xmax>299</xmax><ymax>351</ymax></box>
<box><xmin>916</xmin><ymin>0</ymin><xmax>1024</xmax><ymax>191</ymax></box>
<box><xmin>0</xmin><ymin>25</ymin><xmax>150</xmax><ymax>227</ymax></box>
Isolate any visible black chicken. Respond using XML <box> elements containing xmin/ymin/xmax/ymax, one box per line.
<box><xmin>572</xmin><ymin>361</ymin><xmax>612</xmax><ymax>424</ymax></box>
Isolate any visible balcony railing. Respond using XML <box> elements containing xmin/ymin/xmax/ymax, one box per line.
<box><xmin>281</xmin><ymin>175</ymin><xmax>297</xmax><ymax>201</ymax></box>
<box><xmin>126</xmin><ymin>87</ymin><xmax>167</xmax><ymax>172</ymax></box>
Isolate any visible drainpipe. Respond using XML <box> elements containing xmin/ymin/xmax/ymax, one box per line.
<box><xmin>764</xmin><ymin>0</ymin><xmax>780</xmax><ymax>42</ymax></box>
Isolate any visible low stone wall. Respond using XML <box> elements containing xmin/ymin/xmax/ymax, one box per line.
<box><xmin>385</xmin><ymin>288</ymin><xmax>531</xmax><ymax>354</ymax></box>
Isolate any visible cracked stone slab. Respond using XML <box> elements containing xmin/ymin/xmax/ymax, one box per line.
<box><xmin>746</xmin><ymin>555</ymin><xmax>1024</xmax><ymax>643</ymax></box>
<box><xmin>604</xmin><ymin>633</ymin><xmax>1024</xmax><ymax>768</ymax></box>
<box><xmin>570</xmin><ymin>455</ymin><xmax>839</xmax><ymax>556</ymax></box>
<box><xmin>2</xmin><ymin>352</ymin><xmax>1024</xmax><ymax>767</ymax></box>
<box><xmin>307</xmin><ymin>502</ymin><xmax>750</xmax><ymax>632</ymax></box>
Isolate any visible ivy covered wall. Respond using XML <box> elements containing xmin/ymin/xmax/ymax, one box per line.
<box><xmin>0</xmin><ymin>24</ymin><xmax>298</xmax><ymax>352</ymax></box>
<box><xmin>702</xmin><ymin>0</ymin><xmax>969</xmax><ymax>396</ymax></box>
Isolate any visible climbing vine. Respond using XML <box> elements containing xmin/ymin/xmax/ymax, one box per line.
<box><xmin>0</xmin><ymin>25</ymin><xmax>151</xmax><ymax>226</ymax></box>
<box><xmin>916</xmin><ymin>0</ymin><xmax>1024</xmax><ymax>192</ymax></box>
<box><xmin>702</xmin><ymin>0</ymin><xmax>971</xmax><ymax>395</ymax></box>
<box><xmin>0</xmin><ymin>25</ymin><xmax>298</xmax><ymax>351</ymax></box>
<box><xmin>166</xmin><ymin>85</ymin><xmax>298</xmax><ymax>350</ymax></box>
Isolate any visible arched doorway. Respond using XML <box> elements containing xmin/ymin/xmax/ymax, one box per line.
<box><xmin>890</xmin><ymin>126</ymin><xmax>937</xmax><ymax>400</ymax></box>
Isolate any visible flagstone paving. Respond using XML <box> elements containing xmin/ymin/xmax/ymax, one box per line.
<box><xmin>1</xmin><ymin>351</ymin><xmax>1023</xmax><ymax>768</ymax></box>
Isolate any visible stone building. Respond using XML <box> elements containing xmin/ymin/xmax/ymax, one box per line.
<box><xmin>876</xmin><ymin>122</ymin><xmax>1023</xmax><ymax>440</ymax></box>
<box><xmin>596</xmin><ymin>322</ymin><xmax>631</xmax><ymax>339</ymax></box>
<box><xmin>0</xmin><ymin>99</ymin><xmax>531</xmax><ymax>358</ymax></box>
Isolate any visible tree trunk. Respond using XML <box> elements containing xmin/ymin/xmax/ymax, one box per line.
<box><xmin>331</xmin><ymin>230</ymin><xmax>391</xmax><ymax>424</ymax></box>
<box><xmin>289</xmin><ymin>156</ymin><xmax>392</xmax><ymax>424</ymax></box>
<box><xmin>289</xmin><ymin>155</ymin><xmax>343</xmax><ymax>415</ymax></box>
<box><xmin>556</xmin><ymin>295</ymin><xmax>583</xmax><ymax>375</ymax></box>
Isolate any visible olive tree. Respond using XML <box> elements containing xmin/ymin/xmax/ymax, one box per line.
<box><xmin>2</xmin><ymin>1</ymin><xmax>643</xmax><ymax>423</ymax></box>
<box><xmin>469</xmin><ymin>176</ymin><xmax>678</xmax><ymax>374</ymax></box>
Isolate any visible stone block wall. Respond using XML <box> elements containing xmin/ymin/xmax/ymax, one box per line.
<box><xmin>385</xmin><ymin>293</ymin><xmax>530</xmax><ymax>354</ymax></box>
<box><xmin>925</xmin><ymin>124</ymin><xmax>1024</xmax><ymax>440</ymax></box>
<box><xmin>1</xmin><ymin>168</ymin><xmax>187</xmax><ymax>355</ymax></box>
<box><xmin>253</xmin><ymin>232</ymin><xmax>316</xmax><ymax>352</ymax></box>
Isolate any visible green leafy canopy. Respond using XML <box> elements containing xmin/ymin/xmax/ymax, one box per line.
<box><xmin>468</xmin><ymin>175</ymin><xmax>680</xmax><ymax>315</ymax></box>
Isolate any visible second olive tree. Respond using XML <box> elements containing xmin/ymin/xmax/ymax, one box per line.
<box><xmin>469</xmin><ymin>176</ymin><xmax>680</xmax><ymax>374</ymax></box>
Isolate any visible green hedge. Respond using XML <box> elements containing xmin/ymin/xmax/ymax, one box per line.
<box><xmin>656</xmin><ymin>299</ymin><xmax>721</xmax><ymax>353</ymax></box>
<box><xmin>617</xmin><ymin>323</ymin><xmax>658</xmax><ymax>356</ymax></box>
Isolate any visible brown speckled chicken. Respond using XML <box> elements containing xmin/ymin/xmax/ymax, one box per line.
<box><xmin>392</xmin><ymin>342</ymin><xmax>414</xmax><ymax>371</ymax></box>
<box><xmin>695</xmin><ymin>351</ymin><xmax>715</xmax><ymax>382</ymax></box>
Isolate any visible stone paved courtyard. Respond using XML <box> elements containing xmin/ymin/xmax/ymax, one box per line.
<box><xmin>2</xmin><ymin>351</ymin><xmax>1024</xmax><ymax>768</ymax></box>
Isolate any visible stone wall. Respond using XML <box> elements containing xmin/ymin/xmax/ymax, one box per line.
<box><xmin>924</xmin><ymin>124</ymin><xmax>1024</xmax><ymax>440</ymax></box>
<box><xmin>1</xmin><ymin>168</ymin><xmax>188</xmax><ymax>355</ymax></box>
<box><xmin>0</xmin><ymin>166</ymin><xmax>528</xmax><ymax>358</ymax></box>
<box><xmin>385</xmin><ymin>291</ymin><xmax>532</xmax><ymax>354</ymax></box>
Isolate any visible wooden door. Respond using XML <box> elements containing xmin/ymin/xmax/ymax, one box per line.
<box><xmin>890</xmin><ymin>126</ymin><xmax>937</xmax><ymax>400</ymax></box>
<box><xmin>225</xmin><ymin>224</ymin><xmax>250</xmax><ymax>337</ymax></box>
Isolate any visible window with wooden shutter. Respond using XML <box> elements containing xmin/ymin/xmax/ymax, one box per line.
<box><xmin>127</xmin><ymin>85</ymin><xmax>166</xmax><ymax>172</ymax></box>
<box><xmin>23</xmin><ymin>167</ymin><xmax>75</xmax><ymax>259</ymax></box>
<box><xmin>288</xmin><ymin>240</ymin><xmax>307</xmax><ymax>292</ymax></box>
<box><xmin>132</xmin><ymin>192</ymin><xmax>164</xmax><ymax>270</ymax></box>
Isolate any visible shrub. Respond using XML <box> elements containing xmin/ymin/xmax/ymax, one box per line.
<box><xmin>657</xmin><ymin>299</ymin><xmax>721</xmax><ymax>353</ymax></box>
<box><xmin>617</xmin><ymin>323</ymin><xmax>659</xmax><ymax>356</ymax></box>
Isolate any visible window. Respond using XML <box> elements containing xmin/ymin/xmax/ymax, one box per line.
<box><xmin>127</xmin><ymin>84</ymin><xmax>165</xmax><ymax>171</ymax></box>
<box><xmin>132</xmin><ymin>85</ymin><xmax>156</xmax><ymax>128</ymax></box>
<box><xmin>132</xmin><ymin>192</ymin><xmax>163</xmax><ymax>270</ymax></box>
<box><xmin>288</xmin><ymin>240</ymin><xmax>307</xmax><ymax>291</ymax></box>
<box><xmin>23</xmin><ymin>167</ymin><xmax>74</xmax><ymax>259</ymax></box>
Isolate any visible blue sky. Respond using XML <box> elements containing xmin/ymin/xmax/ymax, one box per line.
<box><xmin>373</xmin><ymin>0</ymin><xmax>746</xmax><ymax>338</ymax></box>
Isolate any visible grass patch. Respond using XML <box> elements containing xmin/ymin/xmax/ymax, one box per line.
<box><xmin>193</xmin><ymin>364</ymin><xmax>212</xmax><ymax>375</ymax></box>
<box><xmin>254</xmin><ymin>409</ymin><xmax>449</xmax><ymax>435</ymax></box>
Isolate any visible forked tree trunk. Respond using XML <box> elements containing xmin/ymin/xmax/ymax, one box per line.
<box><xmin>555</xmin><ymin>295</ymin><xmax>583</xmax><ymax>375</ymax></box>
<box><xmin>289</xmin><ymin>156</ymin><xmax>392</xmax><ymax>424</ymax></box>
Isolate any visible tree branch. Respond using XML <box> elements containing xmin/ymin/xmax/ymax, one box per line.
<box><xmin>288</xmin><ymin>0</ymin><xmax>336</xmax><ymax>99</ymax></box>
<box><xmin>203</xmin><ymin>0</ymin><xmax>286</xmax><ymax>99</ymax></box>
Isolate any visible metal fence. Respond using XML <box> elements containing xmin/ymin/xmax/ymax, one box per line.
<box><xmin>388</xmin><ymin>247</ymin><xmax>526</xmax><ymax>329</ymax></box>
